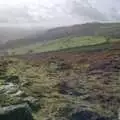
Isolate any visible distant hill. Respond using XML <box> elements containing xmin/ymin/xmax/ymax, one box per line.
<box><xmin>0</xmin><ymin>28</ymin><xmax>46</xmax><ymax>50</ymax></box>
<box><xmin>1</xmin><ymin>22</ymin><xmax>120</xmax><ymax>49</ymax></box>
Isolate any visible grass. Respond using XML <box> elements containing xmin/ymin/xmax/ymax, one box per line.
<box><xmin>59</xmin><ymin>42</ymin><xmax>113</xmax><ymax>52</ymax></box>
<box><xmin>9</xmin><ymin>36</ymin><xmax>110</xmax><ymax>55</ymax></box>
<box><xmin>0</xmin><ymin>36</ymin><xmax>120</xmax><ymax>120</ymax></box>
<box><xmin>0</xmin><ymin>46</ymin><xmax>120</xmax><ymax>119</ymax></box>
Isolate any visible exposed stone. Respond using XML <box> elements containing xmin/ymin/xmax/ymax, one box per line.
<box><xmin>0</xmin><ymin>103</ymin><xmax>33</xmax><ymax>120</ymax></box>
<box><xmin>11</xmin><ymin>90</ymin><xmax>25</xmax><ymax>97</ymax></box>
<box><xmin>0</xmin><ymin>83</ymin><xmax>18</xmax><ymax>95</ymax></box>
<box><xmin>23</xmin><ymin>96</ymin><xmax>40</xmax><ymax>111</ymax></box>
<box><xmin>70</xmin><ymin>107</ymin><xmax>111</xmax><ymax>120</ymax></box>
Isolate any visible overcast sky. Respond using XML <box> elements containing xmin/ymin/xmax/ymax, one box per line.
<box><xmin>0</xmin><ymin>0</ymin><xmax>120</xmax><ymax>27</ymax></box>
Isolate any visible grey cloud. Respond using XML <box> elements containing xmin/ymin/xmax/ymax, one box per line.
<box><xmin>109</xmin><ymin>8</ymin><xmax>120</xmax><ymax>20</ymax></box>
<box><xmin>0</xmin><ymin>0</ymin><xmax>120</xmax><ymax>27</ymax></box>
<box><xmin>70</xmin><ymin>0</ymin><xmax>108</xmax><ymax>21</ymax></box>
<box><xmin>0</xmin><ymin>7</ymin><xmax>38</xmax><ymax>23</ymax></box>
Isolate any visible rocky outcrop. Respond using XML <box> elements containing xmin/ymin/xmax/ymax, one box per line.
<box><xmin>0</xmin><ymin>103</ymin><xmax>33</xmax><ymax>120</ymax></box>
<box><xmin>23</xmin><ymin>96</ymin><xmax>40</xmax><ymax>111</ymax></box>
<box><xmin>70</xmin><ymin>107</ymin><xmax>111</xmax><ymax>120</ymax></box>
<box><xmin>0</xmin><ymin>80</ymin><xmax>40</xmax><ymax>112</ymax></box>
<box><xmin>0</xmin><ymin>83</ymin><xmax>19</xmax><ymax>95</ymax></box>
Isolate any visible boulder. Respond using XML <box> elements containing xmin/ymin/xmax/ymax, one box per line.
<box><xmin>0</xmin><ymin>83</ymin><xmax>18</xmax><ymax>94</ymax></box>
<box><xmin>11</xmin><ymin>90</ymin><xmax>25</xmax><ymax>97</ymax></box>
<box><xmin>23</xmin><ymin>96</ymin><xmax>40</xmax><ymax>111</ymax></box>
<box><xmin>0</xmin><ymin>103</ymin><xmax>33</xmax><ymax>120</ymax></box>
<box><xmin>70</xmin><ymin>107</ymin><xmax>111</xmax><ymax>120</ymax></box>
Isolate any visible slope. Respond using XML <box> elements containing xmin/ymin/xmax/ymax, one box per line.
<box><xmin>1</xmin><ymin>22</ymin><xmax>120</xmax><ymax>49</ymax></box>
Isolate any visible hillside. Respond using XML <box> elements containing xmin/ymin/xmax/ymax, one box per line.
<box><xmin>2</xmin><ymin>22</ymin><xmax>120</xmax><ymax>49</ymax></box>
<box><xmin>0</xmin><ymin>24</ymin><xmax>120</xmax><ymax>120</ymax></box>
<box><xmin>8</xmin><ymin>36</ymin><xmax>120</xmax><ymax>55</ymax></box>
<box><xmin>0</xmin><ymin>41</ymin><xmax>120</xmax><ymax>120</ymax></box>
<box><xmin>0</xmin><ymin>26</ymin><xmax>46</xmax><ymax>48</ymax></box>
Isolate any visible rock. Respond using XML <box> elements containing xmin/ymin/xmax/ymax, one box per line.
<box><xmin>21</xmin><ymin>81</ymin><xmax>31</xmax><ymax>87</ymax></box>
<box><xmin>69</xmin><ymin>106</ymin><xmax>112</xmax><ymax>120</ymax></box>
<box><xmin>70</xmin><ymin>107</ymin><xmax>111</xmax><ymax>120</ymax></box>
<box><xmin>11</xmin><ymin>90</ymin><xmax>25</xmax><ymax>97</ymax></box>
<box><xmin>23</xmin><ymin>96</ymin><xmax>40</xmax><ymax>111</ymax></box>
<box><xmin>0</xmin><ymin>103</ymin><xmax>33</xmax><ymax>120</ymax></box>
<box><xmin>0</xmin><ymin>83</ymin><xmax>18</xmax><ymax>94</ymax></box>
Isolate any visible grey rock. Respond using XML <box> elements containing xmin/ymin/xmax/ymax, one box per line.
<box><xmin>23</xmin><ymin>96</ymin><xmax>40</xmax><ymax>111</ymax></box>
<box><xmin>0</xmin><ymin>103</ymin><xmax>33</xmax><ymax>120</ymax></box>
<box><xmin>0</xmin><ymin>83</ymin><xmax>18</xmax><ymax>94</ymax></box>
<box><xmin>70</xmin><ymin>107</ymin><xmax>111</xmax><ymax>120</ymax></box>
<box><xmin>11</xmin><ymin>90</ymin><xmax>25</xmax><ymax>97</ymax></box>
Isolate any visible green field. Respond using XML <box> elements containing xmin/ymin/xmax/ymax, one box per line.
<box><xmin>9</xmin><ymin>36</ymin><xmax>120</xmax><ymax>55</ymax></box>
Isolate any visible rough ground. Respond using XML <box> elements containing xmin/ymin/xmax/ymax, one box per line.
<box><xmin>0</xmin><ymin>42</ymin><xmax>120</xmax><ymax>120</ymax></box>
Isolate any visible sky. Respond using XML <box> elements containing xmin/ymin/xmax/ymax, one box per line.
<box><xmin>0</xmin><ymin>0</ymin><xmax>120</xmax><ymax>27</ymax></box>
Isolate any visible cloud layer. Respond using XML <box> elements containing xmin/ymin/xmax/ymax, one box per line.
<box><xmin>0</xmin><ymin>0</ymin><xmax>120</xmax><ymax>27</ymax></box>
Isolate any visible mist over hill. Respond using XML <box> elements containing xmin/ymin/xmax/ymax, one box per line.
<box><xmin>0</xmin><ymin>25</ymin><xmax>46</xmax><ymax>44</ymax></box>
<box><xmin>1</xmin><ymin>22</ymin><xmax>120</xmax><ymax>49</ymax></box>
<box><xmin>0</xmin><ymin>0</ymin><xmax>120</xmax><ymax>49</ymax></box>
